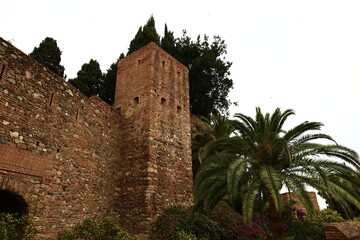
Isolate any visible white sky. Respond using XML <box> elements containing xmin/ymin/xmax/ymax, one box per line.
<box><xmin>2</xmin><ymin>0</ymin><xmax>360</xmax><ymax>209</ymax></box>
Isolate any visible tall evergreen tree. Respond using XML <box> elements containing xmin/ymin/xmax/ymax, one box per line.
<box><xmin>100</xmin><ymin>54</ymin><xmax>125</xmax><ymax>105</ymax></box>
<box><xmin>127</xmin><ymin>17</ymin><xmax>234</xmax><ymax>116</ymax></box>
<box><xmin>68</xmin><ymin>59</ymin><xmax>103</xmax><ymax>97</ymax></box>
<box><xmin>176</xmin><ymin>34</ymin><xmax>233</xmax><ymax>116</ymax></box>
<box><xmin>160</xmin><ymin>24</ymin><xmax>177</xmax><ymax>57</ymax></box>
<box><xmin>127</xmin><ymin>16</ymin><xmax>161</xmax><ymax>55</ymax></box>
<box><xmin>29</xmin><ymin>37</ymin><xmax>65</xmax><ymax>78</ymax></box>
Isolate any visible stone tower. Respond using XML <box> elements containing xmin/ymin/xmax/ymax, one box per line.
<box><xmin>113</xmin><ymin>43</ymin><xmax>193</xmax><ymax>237</ymax></box>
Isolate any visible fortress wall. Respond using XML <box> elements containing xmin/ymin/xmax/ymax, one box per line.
<box><xmin>0</xmin><ymin>38</ymin><xmax>193</xmax><ymax>239</ymax></box>
<box><xmin>114</xmin><ymin>43</ymin><xmax>193</xmax><ymax>237</ymax></box>
<box><xmin>0</xmin><ymin>38</ymin><xmax>122</xmax><ymax>239</ymax></box>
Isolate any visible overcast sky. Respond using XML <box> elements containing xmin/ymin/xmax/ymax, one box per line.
<box><xmin>2</xmin><ymin>0</ymin><xmax>360</xmax><ymax>207</ymax></box>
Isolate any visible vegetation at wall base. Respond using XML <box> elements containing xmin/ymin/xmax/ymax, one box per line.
<box><xmin>56</xmin><ymin>216</ymin><xmax>135</xmax><ymax>240</ymax></box>
<box><xmin>151</xmin><ymin>205</ymin><xmax>269</xmax><ymax>240</ymax></box>
<box><xmin>0</xmin><ymin>213</ymin><xmax>39</xmax><ymax>240</ymax></box>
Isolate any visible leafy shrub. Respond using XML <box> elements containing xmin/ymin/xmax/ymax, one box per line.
<box><xmin>177</xmin><ymin>230</ymin><xmax>207</xmax><ymax>240</ymax></box>
<box><xmin>313</xmin><ymin>209</ymin><xmax>345</xmax><ymax>223</ymax></box>
<box><xmin>151</xmin><ymin>206</ymin><xmax>225</xmax><ymax>240</ymax></box>
<box><xmin>56</xmin><ymin>216</ymin><xmax>135</xmax><ymax>240</ymax></box>
<box><xmin>0</xmin><ymin>213</ymin><xmax>38</xmax><ymax>240</ymax></box>
<box><xmin>353</xmin><ymin>216</ymin><xmax>360</xmax><ymax>221</ymax></box>
<box><xmin>151</xmin><ymin>206</ymin><xmax>267</xmax><ymax>240</ymax></box>
<box><xmin>282</xmin><ymin>204</ymin><xmax>324</xmax><ymax>240</ymax></box>
<box><xmin>284</xmin><ymin>218</ymin><xmax>324</xmax><ymax>240</ymax></box>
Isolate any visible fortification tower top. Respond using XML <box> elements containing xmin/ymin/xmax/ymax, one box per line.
<box><xmin>114</xmin><ymin>42</ymin><xmax>189</xmax><ymax>121</ymax></box>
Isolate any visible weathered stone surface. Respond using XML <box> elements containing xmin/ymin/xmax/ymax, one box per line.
<box><xmin>324</xmin><ymin>222</ymin><xmax>360</xmax><ymax>240</ymax></box>
<box><xmin>0</xmin><ymin>37</ymin><xmax>192</xmax><ymax>239</ymax></box>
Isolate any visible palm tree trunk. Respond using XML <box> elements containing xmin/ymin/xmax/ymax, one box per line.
<box><xmin>269</xmin><ymin>196</ymin><xmax>284</xmax><ymax>240</ymax></box>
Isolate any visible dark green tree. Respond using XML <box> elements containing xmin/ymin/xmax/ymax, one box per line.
<box><xmin>100</xmin><ymin>54</ymin><xmax>125</xmax><ymax>105</ymax></box>
<box><xmin>193</xmin><ymin>108</ymin><xmax>360</xmax><ymax>240</ymax></box>
<box><xmin>160</xmin><ymin>24</ymin><xmax>178</xmax><ymax>57</ymax></box>
<box><xmin>176</xmin><ymin>33</ymin><xmax>233</xmax><ymax>116</ymax></box>
<box><xmin>29</xmin><ymin>37</ymin><xmax>65</xmax><ymax>78</ymax></box>
<box><xmin>127</xmin><ymin>16</ymin><xmax>161</xmax><ymax>55</ymax></box>
<box><xmin>127</xmin><ymin>17</ymin><xmax>234</xmax><ymax>116</ymax></box>
<box><xmin>68</xmin><ymin>59</ymin><xmax>103</xmax><ymax>97</ymax></box>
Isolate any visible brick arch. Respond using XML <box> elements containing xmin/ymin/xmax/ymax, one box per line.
<box><xmin>0</xmin><ymin>189</ymin><xmax>28</xmax><ymax>216</ymax></box>
<box><xmin>0</xmin><ymin>174</ymin><xmax>35</xmax><ymax>208</ymax></box>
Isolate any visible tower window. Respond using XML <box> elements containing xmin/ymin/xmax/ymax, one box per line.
<box><xmin>177</xmin><ymin>106</ymin><xmax>182</xmax><ymax>113</ymax></box>
<box><xmin>137</xmin><ymin>59</ymin><xmax>141</xmax><ymax>66</ymax></box>
<box><xmin>75</xmin><ymin>108</ymin><xmax>80</xmax><ymax>121</ymax></box>
<box><xmin>0</xmin><ymin>64</ymin><xmax>5</xmax><ymax>80</ymax></box>
<box><xmin>162</xmin><ymin>61</ymin><xmax>165</xmax><ymax>67</ymax></box>
<box><xmin>177</xmin><ymin>71</ymin><xmax>181</xmax><ymax>78</ymax></box>
<box><xmin>161</xmin><ymin>98</ymin><xmax>167</xmax><ymax>105</ymax></box>
<box><xmin>133</xmin><ymin>97</ymin><xmax>139</xmax><ymax>105</ymax></box>
<box><xmin>49</xmin><ymin>92</ymin><xmax>55</xmax><ymax>107</ymax></box>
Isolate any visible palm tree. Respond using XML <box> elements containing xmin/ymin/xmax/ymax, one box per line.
<box><xmin>193</xmin><ymin>108</ymin><xmax>360</xmax><ymax>240</ymax></box>
<box><xmin>191</xmin><ymin>114</ymin><xmax>234</xmax><ymax>177</ymax></box>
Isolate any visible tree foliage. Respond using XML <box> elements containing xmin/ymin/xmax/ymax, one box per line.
<box><xmin>29</xmin><ymin>37</ymin><xmax>65</xmax><ymax>78</ymax></box>
<box><xmin>127</xmin><ymin>16</ymin><xmax>160</xmax><ymax>55</ymax></box>
<box><xmin>175</xmin><ymin>34</ymin><xmax>233</xmax><ymax>116</ymax></box>
<box><xmin>99</xmin><ymin>54</ymin><xmax>125</xmax><ymax>105</ymax></box>
<box><xmin>193</xmin><ymin>108</ymin><xmax>360</xmax><ymax>239</ymax></box>
<box><xmin>68</xmin><ymin>59</ymin><xmax>103</xmax><ymax>97</ymax></box>
<box><xmin>127</xmin><ymin>17</ymin><xmax>234</xmax><ymax>116</ymax></box>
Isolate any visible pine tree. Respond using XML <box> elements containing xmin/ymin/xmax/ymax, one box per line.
<box><xmin>100</xmin><ymin>54</ymin><xmax>125</xmax><ymax>105</ymax></box>
<box><xmin>127</xmin><ymin>16</ymin><xmax>161</xmax><ymax>55</ymax></box>
<box><xmin>160</xmin><ymin>24</ymin><xmax>177</xmax><ymax>57</ymax></box>
<box><xmin>68</xmin><ymin>59</ymin><xmax>103</xmax><ymax>97</ymax></box>
<box><xmin>29</xmin><ymin>37</ymin><xmax>65</xmax><ymax>78</ymax></box>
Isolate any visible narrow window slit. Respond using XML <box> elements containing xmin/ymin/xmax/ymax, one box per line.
<box><xmin>177</xmin><ymin>106</ymin><xmax>182</xmax><ymax>113</ymax></box>
<box><xmin>133</xmin><ymin>97</ymin><xmax>139</xmax><ymax>105</ymax></box>
<box><xmin>75</xmin><ymin>108</ymin><xmax>80</xmax><ymax>121</ymax></box>
<box><xmin>49</xmin><ymin>93</ymin><xmax>55</xmax><ymax>107</ymax></box>
<box><xmin>0</xmin><ymin>64</ymin><xmax>6</xmax><ymax>80</ymax></box>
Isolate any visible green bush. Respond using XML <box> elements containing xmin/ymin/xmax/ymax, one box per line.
<box><xmin>177</xmin><ymin>230</ymin><xmax>208</xmax><ymax>240</ymax></box>
<box><xmin>313</xmin><ymin>209</ymin><xmax>345</xmax><ymax>223</ymax></box>
<box><xmin>56</xmin><ymin>216</ymin><xmax>135</xmax><ymax>240</ymax></box>
<box><xmin>282</xmin><ymin>204</ymin><xmax>325</xmax><ymax>240</ymax></box>
<box><xmin>151</xmin><ymin>206</ymin><xmax>245</xmax><ymax>240</ymax></box>
<box><xmin>353</xmin><ymin>216</ymin><xmax>360</xmax><ymax>221</ymax></box>
<box><xmin>0</xmin><ymin>213</ymin><xmax>38</xmax><ymax>240</ymax></box>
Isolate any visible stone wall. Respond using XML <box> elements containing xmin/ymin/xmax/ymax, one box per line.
<box><xmin>323</xmin><ymin>222</ymin><xmax>360</xmax><ymax>240</ymax></box>
<box><xmin>0</xmin><ymin>38</ymin><xmax>193</xmax><ymax>239</ymax></box>
<box><xmin>0</xmin><ymin>37</ymin><xmax>122</xmax><ymax>238</ymax></box>
<box><xmin>114</xmin><ymin>43</ymin><xmax>192</xmax><ymax>238</ymax></box>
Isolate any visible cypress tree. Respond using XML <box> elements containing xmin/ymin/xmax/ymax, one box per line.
<box><xmin>30</xmin><ymin>37</ymin><xmax>65</xmax><ymax>78</ymax></box>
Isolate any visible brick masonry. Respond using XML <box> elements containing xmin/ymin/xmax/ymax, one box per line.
<box><xmin>0</xmin><ymin>38</ymin><xmax>192</xmax><ymax>239</ymax></box>
<box><xmin>281</xmin><ymin>192</ymin><xmax>320</xmax><ymax>212</ymax></box>
<box><xmin>323</xmin><ymin>222</ymin><xmax>360</xmax><ymax>240</ymax></box>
